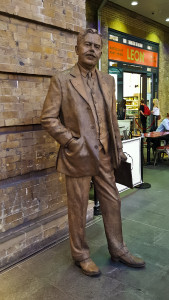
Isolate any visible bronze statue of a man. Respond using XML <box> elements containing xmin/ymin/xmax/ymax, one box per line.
<box><xmin>41</xmin><ymin>28</ymin><xmax>145</xmax><ymax>276</ymax></box>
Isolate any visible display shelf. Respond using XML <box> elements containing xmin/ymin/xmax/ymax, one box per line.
<box><xmin>124</xmin><ymin>96</ymin><xmax>139</xmax><ymax>117</ymax></box>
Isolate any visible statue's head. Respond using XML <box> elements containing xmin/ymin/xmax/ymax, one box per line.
<box><xmin>75</xmin><ymin>28</ymin><xmax>103</xmax><ymax>70</ymax></box>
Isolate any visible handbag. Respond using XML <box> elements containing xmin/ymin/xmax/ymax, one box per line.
<box><xmin>144</xmin><ymin>104</ymin><xmax>151</xmax><ymax>116</ymax></box>
<box><xmin>114</xmin><ymin>160</ymin><xmax>133</xmax><ymax>189</ymax></box>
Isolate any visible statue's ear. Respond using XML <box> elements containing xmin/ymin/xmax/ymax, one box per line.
<box><xmin>75</xmin><ymin>45</ymin><xmax>79</xmax><ymax>55</ymax></box>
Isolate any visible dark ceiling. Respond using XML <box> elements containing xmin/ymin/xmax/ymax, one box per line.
<box><xmin>109</xmin><ymin>0</ymin><xmax>169</xmax><ymax>28</ymax></box>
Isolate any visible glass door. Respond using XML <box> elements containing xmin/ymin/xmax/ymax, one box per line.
<box><xmin>123</xmin><ymin>72</ymin><xmax>142</xmax><ymax>119</ymax></box>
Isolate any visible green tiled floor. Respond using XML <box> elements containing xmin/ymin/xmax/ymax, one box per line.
<box><xmin>0</xmin><ymin>160</ymin><xmax>169</xmax><ymax>300</ymax></box>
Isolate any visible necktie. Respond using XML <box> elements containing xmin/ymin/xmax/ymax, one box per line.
<box><xmin>87</xmin><ymin>72</ymin><xmax>94</xmax><ymax>90</ymax></box>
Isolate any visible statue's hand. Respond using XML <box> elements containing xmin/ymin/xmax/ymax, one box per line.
<box><xmin>118</xmin><ymin>150</ymin><xmax>127</xmax><ymax>165</ymax></box>
<box><xmin>65</xmin><ymin>137</ymin><xmax>79</xmax><ymax>152</ymax></box>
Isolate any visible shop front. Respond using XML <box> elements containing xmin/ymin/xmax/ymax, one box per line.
<box><xmin>108</xmin><ymin>29</ymin><xmax>159</xmax><ymax>133</ymax></box>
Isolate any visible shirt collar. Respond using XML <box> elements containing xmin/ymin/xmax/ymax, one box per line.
<box><xmin>78</xmin><ymin>63</ymin><xmax>96</xmax><ymax>79</ymax></box>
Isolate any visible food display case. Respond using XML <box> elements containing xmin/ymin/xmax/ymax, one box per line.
<box><xmin>124</xmin><ymin>96</ymin><xmax>139</xmax><ymax>117</ymax></box>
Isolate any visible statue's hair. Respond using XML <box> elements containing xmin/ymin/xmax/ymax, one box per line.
<box><xmin>77</xmin><ymin>28</ymin><xmax>103</xmax><ymax>48</ymax></box>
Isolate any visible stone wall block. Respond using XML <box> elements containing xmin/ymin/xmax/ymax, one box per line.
<box><xmin>0</xmin><ymin>16</ymin><xmax>78</xmax><ymax>75</ymax></box>
<box><xmin>0</xmin><ymin>172</ymin><xmax>67</xmax><ymax>233</ymax></box>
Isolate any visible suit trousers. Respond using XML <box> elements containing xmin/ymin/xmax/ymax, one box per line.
<box><xmin>65</xmin><ymin>148</ymin><xmax>124</xmax><ymax>262</ymax></box>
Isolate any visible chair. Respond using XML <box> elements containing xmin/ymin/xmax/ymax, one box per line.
<box><xmin>122</xmin><ymin>129</ymin><xmax>132</xmax><ymax>140</ymax></box>
<box><xmin>154</xmin><ymin>145</ymin><xmax>169</xmax><ymax>166</ymax></box>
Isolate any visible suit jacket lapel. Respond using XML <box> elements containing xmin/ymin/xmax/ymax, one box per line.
<box><xmin>96</xmin><ymin>69</ymin><xmax>112</xmax><ymax>109</ymax></box>
<box><xmin>70</xmin><ymin>65</ymin><xmax>112</xmax><ymax>109</ymax></box>
<box><xmin>70</xmin><ymin>64</ymin><xmax>90</xmax><ymax>105</ymax></box>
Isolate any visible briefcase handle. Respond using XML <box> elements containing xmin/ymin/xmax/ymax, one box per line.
<box><xmin>123</xmin><ymin>152</ymin><xmax>133</xmax><ymax>170</ymax></box>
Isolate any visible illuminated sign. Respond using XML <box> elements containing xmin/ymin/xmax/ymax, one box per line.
<box><xmin>108</xmin><ymin>41</ymin><xmax>158</xmax><ymax>68</ymax></box>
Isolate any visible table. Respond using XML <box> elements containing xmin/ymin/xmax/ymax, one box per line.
<box><xmin>144</xmin><ymin>131</ymin><xmax>169</xmax><ymax>164</ymax></box>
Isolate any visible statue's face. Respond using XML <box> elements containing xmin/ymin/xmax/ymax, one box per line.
<box><xmin>75</xmin><ymin>33</ymin><xmax>102</xmax><ymax>70</ymax></box>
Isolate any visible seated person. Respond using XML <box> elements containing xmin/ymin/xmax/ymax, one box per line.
<box><xmin>149</xmin><ymin>113</ymin><xmax>169</xmax><ymax>153</ymax></box>
<box><xmin>156</xmin><ymin>113</ymin><xmax>169</xmax><ymax>132</ymax></box>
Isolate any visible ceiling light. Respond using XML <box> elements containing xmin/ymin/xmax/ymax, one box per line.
<box><xmin>131</xmin><ymin>1</ymin><xmax>138</xmax><ymax>5</ymax></box>
<box><xmin>166</xmin><ymin>18</ymin><xmax>169</xmax><ymax>22</ymax></box>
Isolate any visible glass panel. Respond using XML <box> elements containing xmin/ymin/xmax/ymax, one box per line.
<box><xmin>109</xmin><ymin>67</ymin><xmax>123</xmax><ymax>119</ymax></box>
<box><xmin>147</xmin><ymin>76</ymin><xmax>152</xmax><ymax>108</ymax></box>
<box><xmin>147</xmin><ymin>74</ymin><xmax>152</xmax><ymax>130</ymax></box>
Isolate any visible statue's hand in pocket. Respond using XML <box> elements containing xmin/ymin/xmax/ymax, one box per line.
<box><xmin>67</xmin><ymin>137</ymin><xmax>79</xmax><ymax>152</ymax></box>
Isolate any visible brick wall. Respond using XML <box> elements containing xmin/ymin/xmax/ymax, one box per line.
<box><xmin>0</xmin><ymin>171</ymin><xmax>66</xmax><ymax>232</ymax></box>
<box><xmin>0</xmin><ymin>0</ymin><xmax>87</xmax><ymax>270</ymax></box>
<box><xmin>86</xmin><ymin>1</ymin><xmax>169</xmax><ymax>119</ymax></box>
<box><xmin>0</xmin><ymin>74</ymin><xmax>50</xmax><ymax>126</ymax></box>
<box><xmin>0</xmin><ymin>130</ymin><xmax>58</xmax><ymax>180</ymax></box>
<box><xmin>0</xmin><ymin>15</ymin><xmax>78</xmax><ymax>75</ymax></box>
<box><xmin>0</xmin><ymin>0</ymin><xmax>85</xmax><ymax>32</ymax></box>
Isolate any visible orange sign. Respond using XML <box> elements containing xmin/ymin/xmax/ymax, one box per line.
<box><xmin>109</xmin><ymin>41</ymin><xmax>158</xmax><ymax>68</ymax></box>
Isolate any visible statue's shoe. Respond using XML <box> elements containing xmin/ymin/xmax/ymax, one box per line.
<box><xmin>75</xmin><ymin>258</ymin><xmax>101</xmax><ymax>276</ymax></box>
<box><xmin>111</xmin><ymin>247</ymin><xmax>145</xmax><ymax>268</ymax></box>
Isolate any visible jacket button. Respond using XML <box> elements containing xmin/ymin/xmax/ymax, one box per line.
<box><xmin>94</xmin><ymin>145</ymin><xmax>98</xmax><ymax>149</ymax></box>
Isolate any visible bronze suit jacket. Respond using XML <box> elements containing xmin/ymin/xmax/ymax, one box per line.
<box><xmin>41</xmin><ymin>64</ymin><xmax>123</xmax><ymax>177</ymax></box>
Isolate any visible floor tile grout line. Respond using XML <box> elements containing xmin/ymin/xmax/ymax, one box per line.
<box><xmin>123</xmin><ymin>217</ymin><xmax>169</xmax><ymax>232</ymax></box>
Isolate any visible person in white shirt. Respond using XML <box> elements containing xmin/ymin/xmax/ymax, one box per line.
<box><xmin>151</xmin><ymin>98</ymin><xmax>160</xmax><ymax>131</ymax></box>
<box><xmin>156</xmin><ymin>113</ymin><xmax>169</xmax><ymax>132</ymax></box>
